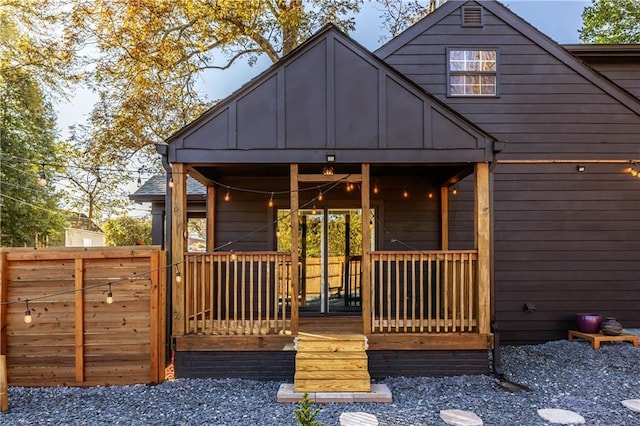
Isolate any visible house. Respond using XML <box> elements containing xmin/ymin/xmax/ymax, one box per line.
<box><xmin>65</xmin><ymin>213</ymin><xmax>106</xmax><ymax>247</ymax></box>
<box><xmin>131</xmin><ymin>0</ymin><xmax>640</xmax><ymax>384</ymax></box>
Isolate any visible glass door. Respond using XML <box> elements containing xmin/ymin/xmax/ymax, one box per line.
<box><xmin>277</xmin><ymin>208</ymin><xmax>374</xmax><ymax>314</ymax></box>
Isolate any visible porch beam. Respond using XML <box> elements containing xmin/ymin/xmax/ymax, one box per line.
<box><xmin>297</xmin><ymin>174</ymin><xmax>362</xmax><ymax>183</ymax></box>
<box><xmin>290</xmin><ymin>164</ymin><xmax>300</xmax><ymax>335</ymax></box>
<box><xmin>171</xmin><ymin>163</ymin><xmax>187</xmax><ymax>337</ymax></box>
<box><xmin>440</xmin><ymin>186</ymin><xmax>449</xmax><ymax>250</ymax></box>
<box><xmin>361</xmin><ymin>164</ymin><xmax>372</xmax><ymax>335</ymax></box>
<box><xmin>206</xmin><ymin>186</ymin><xmax>216</xmax><ymax>251</ymax></box>
<box><xmin>474</xmin><ymin>162</ymin><xmax>491</xmax><ymax>335</ymax></box>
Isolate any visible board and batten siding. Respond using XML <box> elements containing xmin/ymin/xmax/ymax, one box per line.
<box><xmin>379</xmin><ymin>2</ymin><xmax>640</xmax><ymax>343</ymax></box>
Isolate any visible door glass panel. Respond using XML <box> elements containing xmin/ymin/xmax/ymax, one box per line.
<box><xmin>276</xmin><ymin>208</ymin><xmax>374</xmax><ymax>314</ymax></box>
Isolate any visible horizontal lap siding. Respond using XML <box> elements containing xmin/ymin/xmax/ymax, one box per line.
<box><xmin>382</xmin><ymin>5</ymin><xmax>640</xmax><ymax>344</ymax></box>
<box><xmin>377</xmin><ymin>177</ymin><xmax>440</xmax><ymax>251</ymax></box>
<box><xmin>588</xmin><ymin>62</ymin><xmax>640</xmax><ymax>98</ymax></box>
<box><xmin>493</xmin><ymin>164</ymin><xmax>640</xmax><ymax>344</ymax></box>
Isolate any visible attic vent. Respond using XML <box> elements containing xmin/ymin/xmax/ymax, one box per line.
<box><xmin>461</xmin><ymin>6</ymin><xmax>483</xmax><ymax>27</ymax></box>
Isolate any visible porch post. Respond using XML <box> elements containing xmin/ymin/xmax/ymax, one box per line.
<box><xmin>440</xmin><ymin>186</ymin><xmax>449</xmax><ymax>250</ymax></box>
<box><xmin>290</xmin><ymin>164</ymin><xmax>299</xmax><ymax>335</ymax></box>
<box><xmin>206</xmin><ymin>186</ymin><xmax>216</xmax><ymax>251</ymax></box>
<box><xmin>474</xmin><ymin>162</ymin><xmax>491</xmax><ymax>335</ymax></box>
<box><xmin>171</xmin><ymin>163</ymin><xmax>187</xmax><ymax>336</ymax></box>
<box><xmin>361</xmin><ymin>163</ymin><xmax>372</xmax><ymax>335</ymax></box>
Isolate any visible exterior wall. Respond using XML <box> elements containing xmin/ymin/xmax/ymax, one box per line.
<box><xmin>213</xmin><ymin>175</ymin><xmax>443</xmax><ymax>253</ymax></box>
<box><xmin>65</xmin><ymin>228</ymin><xmax>106</xmax><ymax>247</ymax></box>
<box><xmin>582</xmin><ymin>60</ymin><xmax>640</xmax><ymax>98</ymax></box>
<box><xmin>381</xmin><ymin>3</ymin><xmax>640</xmax><ymax>343</ymax></box>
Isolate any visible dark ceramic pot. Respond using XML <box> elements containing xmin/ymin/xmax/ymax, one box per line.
<box><xmin>601</xmin><ymin>317</ymin><xmax>623</xmax><ymax>336</ymax></box>
<box><xmin>575</xmin><ymin>313</ymin><xmax>603</xmax><ymax>333</ymax></box>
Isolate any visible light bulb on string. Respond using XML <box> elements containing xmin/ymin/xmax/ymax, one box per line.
<box><xmin>452</xmin><ymin>186</ymin><xmax>458</xmax><ymax>195</ymax></box>
<box><xmin>175</xmin><ymin>269</ymin><xmax>182</xmax><ymax>283</ymax></box>
<box><xmin>403</xmin><ymin>186</ymin><xmax>409</xmax><ymax>198</ymax></box>
<box><xmin>373</xmin><ymin>180</ymin><xmax>379</xmax><ymax>195</ymax></box>
<box><xmin>346</xmin><ymin>182</ymin><xmax>353</xmax><ymax>192</ymax></box>
<box><xmin>38</xmin><ymin>163</ymin><xmax>47</xmax><ymax>187</ymax></box>
<box><xmin>169</xmin><ymin>176</ymin><xmax>174</xmax><ymax>188</ymax></box>
<box><xmin>428</xmin><ymin>191</ymin><xmax>434</xmax><ymax>199</ymax></box>
<box><xmin>318</xmin><ymin>189</ymin><xmax>323</xmax><ymax>201</ymax></box>
<box><xmin>106</xmin><ymin>283</ymin><xmax>114</xmax><ymax>304</ymax></box>
<box><xmin>230</xmin><ymin>250</ymin><xmax>237</xmax><ymax>261</ymax></box>
<box><xmin>224</xmin><ymin>191</ymin><xmax>231</xmax><ymax>202</ymax></box>
<box><xmin>276</xmin><ymin>228</ymin><xmax>281</xmax><ymax>238</ymax></box>
<box><xmin>312</xmin><ymin>204</ymin><xmax>317</xmax><ymax>215</ymax></box>
<box><xmin>24</xmin><ymin>300</ymin><xmax>32</xmax><ymax>324</ymax></box>
<box><xmin>268</xmin><ymin>193</ymin><xmax>274</xmax><ymax>208</ymax></box>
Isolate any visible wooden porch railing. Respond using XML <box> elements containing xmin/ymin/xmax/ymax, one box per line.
<box><xmin>370</xmin><ymin>251</ymin><xmax>478</xmax><ymax>333</ymax></box>
<box><xmin>184</xmin><ymin>252</ymin><xmax>292</xmax><ymax>335</ymax></box>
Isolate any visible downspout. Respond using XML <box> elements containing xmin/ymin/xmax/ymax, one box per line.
<box><xmin>490</xmin><ymin>141</ymin><xmax>504</xmax><ymax>377</ymax></box>
<box><xmin>156</xmin><ymin>143</ymin><xmax>173</xmax><ymax>366</ymax></box>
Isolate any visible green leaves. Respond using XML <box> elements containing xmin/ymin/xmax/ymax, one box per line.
<box><xmin>580</xmin><ymin>0</ymin><xmax>640</xmax><ymax>43</ymax></box>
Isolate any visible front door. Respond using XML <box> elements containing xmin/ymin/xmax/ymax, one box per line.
<box><xmin>277</xmin><ymin>208</ymin><xmax>374</xmax><ymax>315</ymax></box>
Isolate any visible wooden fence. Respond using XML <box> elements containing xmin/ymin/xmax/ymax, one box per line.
<box><xmin>0</xmin><ymin>246</ymin><xmax>166</xmax><ymax>410</ymax></box>
<box><xmin>371</xmin><ymin>251</ymin><xmax>478</xmax><ymax>333</ymax></box>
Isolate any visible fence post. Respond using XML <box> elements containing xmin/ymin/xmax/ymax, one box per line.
<box><xmin>1</xmin><ymin>251</ymin><xmax>8</xmax><ymax>411</ymax></box>
<box><xmin>74</xmin><ymin>258</ymin><xmax>84</xmax><ymax>383</ymax></box>
<box><xmin>0</xmin><ymin>354</ymin><xmax>7</xmax><ymax>412</ymax></box>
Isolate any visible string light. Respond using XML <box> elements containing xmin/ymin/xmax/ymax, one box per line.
<box><xmin>318</xmin><ymin>189</ymin><xmax>323</xmax><ymax>201</ymax></box>
<box><xmin>346</xmin><ymin>182</ymin><xmax>353</xmax><ymax>192</ymax></box>
<box><xmin>428</xmin><ymin>191</ymin><xmax>434</xmax><ymax>199</ymax></box>
<box><xmin>106</xmin><ymin>283</ymin><xmax>113</xmax><ymax>304</ymax></box>
<box><xmin>311</xmin><ymin>204</ymin><xmax>317</xmax><ymax>215</ymax></box>
<box><xmin>24</xmin><ymin>300</ymin><xmax>32</xmax><ymax>324</ymax></box>
<box><xmin>403</xmin><ymin>186</ymin><xmax>409</xmax><ymax>198</ymax></box>
<box><xmin>373</xmin><ymin>180</ymin><xmax>379</xmax><ymax>195</ymax></box>
<box><xmin>276</xmin><ymin>228</ymin><xmax>281</xmax><ymax>238</ymax></box>
<box><xmin>268</xmin><ymin>192</ymin><xmax>274</xmax><ymax>207</ymax></box>
<box><xmin>230</xmin><ymin>250</ymin><xmax>237</xmax><ymax>261</ymax></box>
<box><xmin>224</xmin><ymin>191</ymin><xmax>231</xmax><ymax>201</ymax></box>
<box><xmin>169</xmin><ymin>177</ymin><xmax>174</xmax><ymax>188</ymax></box>
<box><xmin>175</xmin><ymin>269</ymin><xmax>182</xmax><ymax>283</ymax></box>
<box><xmin>452</xmin><ymin>186</ymin><xmax>458</xmax><ymax>195</ymax></box>
<box><xmin>38</xmin><ymin>164</ymin><xmax>47</xmax><ymax>186</ymax></box>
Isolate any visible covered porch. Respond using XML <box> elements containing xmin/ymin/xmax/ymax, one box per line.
<box><xmin>161</xmin><ymin>25</ymin><xmax>498</xmax><ymax>379</ymax></box>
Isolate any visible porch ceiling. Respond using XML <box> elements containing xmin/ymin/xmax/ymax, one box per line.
<box><xmin>190</xmin><ymin>163</ymin><xmax>474</xmax><ymax>187</ymax></box>
<box><xmin>164</xmin><ymin>25</ymin><xmax>497</xmax><ymax>167</ymax></box>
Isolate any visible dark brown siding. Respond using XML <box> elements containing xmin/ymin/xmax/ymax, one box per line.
<box><xmin>494</xmin><ymin>163</ymin><xmax>640</xmax><ymax>343</ymax></box>
<box><xmin>586</xmin><ymin>61</ymin><xmax>640</xmax><ymax>98</ymax></box>
<box><xmin>381</xmin><ymin>6</ymin><xmax>640</xmax><ymax>160</ymax></box>
<box><xmin>381</xmin><ymin>2</ymin><xmax>640</xmax><ymax>343</ymax></box>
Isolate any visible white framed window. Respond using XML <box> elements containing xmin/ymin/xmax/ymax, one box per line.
<box><xmin>448</xmin><ymin>49</ymin><xmax>498</xmax><ymax>96</ymax></box>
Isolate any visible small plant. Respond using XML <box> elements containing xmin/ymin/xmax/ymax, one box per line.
<box><xmin>294</xmin><ymin>393</ymin><xmax>323</xmax><ymax>426</ymax></box>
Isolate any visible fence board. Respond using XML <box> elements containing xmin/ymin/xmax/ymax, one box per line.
<box><xmin>0</xmin><ymin>246</ymin><xmax>166</xmax><ymax>399</ymax></box>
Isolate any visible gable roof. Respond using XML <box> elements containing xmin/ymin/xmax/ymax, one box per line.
<box><xmin>375</xmin><ymin>0</ymin><xmax>640</xmax><ymax>117</ymax></box>
<box><xmin>163</xmin><ymin>24</ymin><xmax>497</xmax><ymax>165</ymax></box>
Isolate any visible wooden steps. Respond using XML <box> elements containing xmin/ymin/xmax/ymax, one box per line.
<box><xmin>294</xmin><ymin>333</ymin><xmax>371</xmax><ymax>393</ymax></box>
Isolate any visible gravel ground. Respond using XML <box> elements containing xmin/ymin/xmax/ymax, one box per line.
<box><xmin>2</xmin><ymin>339</ymin><xmax>639</xmax><ymax>425</ymax></box>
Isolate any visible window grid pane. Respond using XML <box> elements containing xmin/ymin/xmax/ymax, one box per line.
<box><xmin>449</xmin><ymin>49</ymin><xmax>497</xmax><ymax>96</ymax></box>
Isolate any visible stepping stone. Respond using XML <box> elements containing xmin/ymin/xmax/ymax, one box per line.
<box><xmin>439</xmin><ymin>409</ymin><xmax>483</xmax><ymax>426</ymax></box>
<box><xmin>339</xmin><ymin>412</ymin><xmax>379</xmax><ymax>426</ymax></box>
<box><xmin>622</xmin><ymin>399</ymin><xmax>640</xmax><ymax>413</ymax></box>
<box><xmin>537</xmin><ymin>408</ymin><xmax>585</xmax><ymax>424</ymax></box>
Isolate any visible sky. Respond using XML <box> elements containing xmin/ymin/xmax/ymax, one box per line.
<box><xmin>54</xmin><ymin>0</ymin><xmax>591</xmax><ymax>137</ymax></box>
